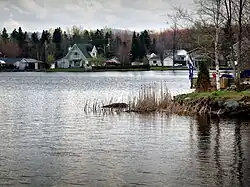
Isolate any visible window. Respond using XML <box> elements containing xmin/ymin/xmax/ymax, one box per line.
<box><xmin>75</xmin><ymin>52</ymin><xmax>78</xmax><ymax>55</ymax></box>
<box><xmin>153</xmin><ymin>60</ymin><xmax>157</xmax><ymax>64</ymax></box>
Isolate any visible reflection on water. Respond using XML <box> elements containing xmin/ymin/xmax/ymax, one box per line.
<box><xmin>0</xmin><ymin>72</ymin><xmax>249</xmax><ymax>186</ymax></box>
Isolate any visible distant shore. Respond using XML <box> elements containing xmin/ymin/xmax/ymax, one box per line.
<box><xmin>0</xmin><ymin>66</ymin><xmax>233</xmax><ymax>73</ymax></box>
<box><xmin>46</xmin><ymin>66</ymin><xmax>189</xmax><ymax>72</ymax></box>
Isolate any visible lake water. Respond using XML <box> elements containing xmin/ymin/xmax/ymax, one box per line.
<box><xmin>0</xmin><ymin>71</ymin><xmax>249</xmax><ymax>187</ymax></box>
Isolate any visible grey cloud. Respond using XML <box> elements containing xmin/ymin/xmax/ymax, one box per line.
<box><xmin>0</xmin><ymin>0</ymin><xmax>194</xmax><ymax>32</ymax></box>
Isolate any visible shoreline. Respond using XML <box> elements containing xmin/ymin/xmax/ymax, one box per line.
<box><xmin>0</xmin><ymin>68</ymin><xmax>190</xmax><ymax>73</ymax></box>
<box><xmin>172</xmin><ymin>91</ymin><xmax>250</xmax><ymax>118</ymax></box>
<box><xmin>104</xmin><ymin>90</ymin><xmax>250</xmax><ymax>119</ymax></box>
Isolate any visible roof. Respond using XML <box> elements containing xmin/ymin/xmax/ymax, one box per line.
<box><xmin>76</xmin><ymin>44</ymin><xmax>92</xmax><ymax>58</ymax></box>
<box><xmin>23</xmin><ymin>58</ymin><xmax>43</xmax><ymax>63</ymax></box>
<box><xmin>0</xmin><ymin>58</ymin><xmax>23</xmax><ymax>64</ymax></box>
<box><xmin>149</xmin><ymin>55</ymin><xmax>160</xmax><ymax>60</ymax></box>
<box><xmin>176</xmin><ymin>50</ymin><xmax>187</xmax><ymax>56</ymax></box>
<box><xmin>0</xmin><ymin>58</ymin><xmax>42</xmax><ymax>64</ymax></box>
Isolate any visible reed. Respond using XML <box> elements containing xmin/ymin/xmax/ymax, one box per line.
<box><xmin>81</xmin><ymin>83</ymin><xmax>197</xmax><ymax>115</ymax></box>
<box><xmin>129</xmin><ymin>83</ymin><xmax>173</xmax><ymax>113</ymax></box>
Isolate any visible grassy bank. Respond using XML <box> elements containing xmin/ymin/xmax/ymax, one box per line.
<box><xmin>176</xmin><ymin>90</ymin><xmax>250</xmax><ymax>100</ymax></box>
<box><xmin>127</xmin><ymin>88</ymin><xmax>250</xmax><ymax>117</ymax></box>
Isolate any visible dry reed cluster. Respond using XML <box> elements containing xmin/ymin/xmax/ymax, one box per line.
<box><xmin>129</xmin><ymin>84</ymin><xmax>173</xmax><ymax>113</ymax></box>
<box><xmin>82</xmin><ymin>83</ymin><xmax>197</xmax><ymax>115</ymax></box>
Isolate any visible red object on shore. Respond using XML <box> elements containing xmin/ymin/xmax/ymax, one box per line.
<box><xmin>212</xmin><ymin>73</ymin><xmax>216</xmax><ymax>78</ymax></box>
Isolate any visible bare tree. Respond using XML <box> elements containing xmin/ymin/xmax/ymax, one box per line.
<box><xmin>233</xmin><ymin>0</ymin><xmax>247</xmax><ymax>89</ymax></box>
<box><xmin>0</xmin><ymin>41</ymin><xmax>21</xmax><ymax>57</ymax></box>
<box><xmin>156</xmin><ymin>40</ymin><xmax>165</xmax><ymax>69</ymax></box>
<box><xmin>175</xmin><ymin>0</ymin><xmax>226</xmax><ymax>90</ymax></box>
<box><xmin>215</xmin><ymin>0</ymin><xmax>222</xmax><ymax>90</ymax></box>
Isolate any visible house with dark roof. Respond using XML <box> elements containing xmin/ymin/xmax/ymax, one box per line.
<box><xmin>0</xmin><ymin>58</ymin><xmax>44</xmax><ymax>70</ymax></box>
<box><xmin>56</xmin><ymin>43</ymin><xmax>97</xmax><ymax>69</ymax></box>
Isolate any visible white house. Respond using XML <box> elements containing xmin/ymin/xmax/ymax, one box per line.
<box><xmin>56</xmin><ymin>44</ymin><xmax>97</xmax><ymax>69</ymax></box>
<box><xmin>148</xmin><ymin>50</ymin><xmax>190</xmax><ymax>67</ymax></box>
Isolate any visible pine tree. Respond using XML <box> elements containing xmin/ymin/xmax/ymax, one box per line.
<box><xmin>1</xmin><ymin>28</ymin><xmax>9</xmax><ymax>43</ymax></box>
<box><xmin>62</xmin><ymin>31</ymin><xmax>70</xmax><ymax>56</ymax></box>
<box><xmin>130</xmin><ymin>31</ymin><xmax>139</xmax><ymax>61</ymax></box>
<box><xmin>31</xmin><ymin>32</ymin><xmax>39</xmax><ymax>44</ymax></box>
<box><xmin>17</xmin><ymin>27</ymin><xmax>25</xmax><ymax>48</ymax></box>
<box><xmin>31</xmin><ymin>32</ymin><xmax>40</xmax><ymax>59</ymax></box>
<box><xmin>10</xmin><ymin>29</ymin><xmax>18</xmax><ymax>41</ymax></box>
<box><xmin>40</xmin><ymin>30</ymin><xmax>50</xmax><ymax>44</ymax></box>
<box><xmin>83</xmin><ymin>30</ymin><xmax>90</xmax><ymax>43</ymax></box>
<box><xmin>142</xmin><ymin>30</ymin><xmax>151</xmax><ymax>52</ymax></box>
<box><xmin>52</xmin><ymin>27</ymin><xmax>63</xmax><ymax>60</ymax></box>
<box><xmin>196</xmin><ymin>61</ymin><xmax>211</xmax><ymax>92</ymax></box>
<box><xmin>104</xmin><ymin>31</ymin><xmax>112</xmax><ymax>58</ymax></box>
<box><xmin>138</xmin><ymin>33</ymin><xmax>146</xmax><ymax>60</ymax></box>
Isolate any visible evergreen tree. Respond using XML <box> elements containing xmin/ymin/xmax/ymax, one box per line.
<box><xmin>104</xmin><ymin>31</ymin><xmax>112</xmax><ymax>58</ymax></box>
<box><xmin>31</xmin><ymin>32</ymin><xmax>39</xmax><ymax>44</ymax></box>
<box><xmin>130</xmin><ymin>31</ymin><xmax>139</xmax><ymax>61</ymax></box>
<box><xmin>40</xmin><ymin>30</ymin><xmax>51</xmax><ymax>63</ymax></box>
<box><xmin>196</xmin><ymin>61</ymin><xmax>211</xmax><ymax>92</ymax></box>
<box><xmin>93</xmin><ymin>29</ymin><xmax>105</xmax><ymax>50</ymax></box>
<box><xmin>31</xmin><ymin>32</ymin><xmax>40</xmax><ymax>59</ymax></box>
<box><xmin>138</xmin><ymin>33</ymin><xmax>146</xmax><ymax>60</ymax></box>
<box><xmin>142</xmin><ymin>30</ymin><xmax>151</xmax><ymax>52</ymax></box>
<box><xmin>10</xmin><ymin>29</ymin><xmax>18</xmax><ymax>41</ymax></box>
<box><xmin>83</xmin><ymin>30</ymin><xmax>90</xmax><ymax>43</ymax></box>
<box><xmin>52</xmin><ymin>27</ymin><xmax>63</xmax><ymax>60</ymax></box>
<box><xmin>52</xmin><ymin>27</ymin><xmax>62</xmax><ymax>45</ymax></box>
<box><xmin>1</xmin><ymin>28</ymin><xmax>9</xmax><ymax>43</ymax></box>
<box><xmin>62</xmin><ymin>31</ymin><xmax>70</xmax><ymax>56</ymax></box>
<box><xmin>22</xmin><ymin>31</ymin><xmax>29</xmax><ymax>58</ymax></box>
<box><xmin>17</xmin><ymin>27</ymin><xmax>25</xmax><ymax>48</ymax></box>
<box><xmin>40</xmin><ymin>30</ymin><xmax>50</xmax><ymax>44</ymax></box>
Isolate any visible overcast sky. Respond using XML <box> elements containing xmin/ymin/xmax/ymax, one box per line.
<box><xmin>0</xmin><ymin>0</ymin><xmax>194</xmax><ymax>32</ymax></box>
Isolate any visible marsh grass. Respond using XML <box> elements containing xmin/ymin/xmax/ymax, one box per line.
<box><xmin>129</xmin><ymin>83</ymin><xmax>174</xmax><ymax>113</ymax></box>
<box><xmin>81</xmin><ymin>83</ymin><xmax>196</xmax><ymax>115</ymax></box>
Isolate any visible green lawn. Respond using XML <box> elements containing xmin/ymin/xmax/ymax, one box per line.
<box><xmin>178</xmin><ymin>90</ymin><xmax>250</xmax><ymax>100</ymax></box>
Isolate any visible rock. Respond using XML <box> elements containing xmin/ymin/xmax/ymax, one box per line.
<box><xmin>241</xmin><ymin>81</ymin><xmax>250</xmax><ymax>85</ymax></box>
<box><xmin>226</xmin><ymin>85</ymin><xmax>237</xmax><ymax>91</ymax></box>
<box><xmin>223</xmin><ymin>100</ymin><xmax>240</xmax><ymax>112</ymax></box>
<box><xmin>103</xmin><ymin>103</ymin><xmax>128</xmax><ymax>108</ymax></box>
<box><xmin>217</xmin><ymin>100</ymin><xmax>225</xmax><ymax>108</ymax></box>
<box><xmin>184</xmin><ymin>97</ymin><xmax>192</xmax><ymax>102</ymax></box>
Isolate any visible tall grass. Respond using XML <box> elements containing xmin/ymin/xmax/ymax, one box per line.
<box><xmin>81</xmin><ymin>83</ymin><xmax>193</xmax><ymax>115</ymax></box>
<box><xmin>129</xmin><ymin>83</ymin><xmax>173</xmax><ymax>113</ymax></box>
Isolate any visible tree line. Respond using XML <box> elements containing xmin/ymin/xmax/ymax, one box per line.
<box><xmin>0</xmin><ymin>27</ymin><xmax>162</xmax><ymax>63</ymax></box>
<box><xmin>0</xmin><ymin>25</ymin><xmax>199</xmax><ymax>64</ymax></box>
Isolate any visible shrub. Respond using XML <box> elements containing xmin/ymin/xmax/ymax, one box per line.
<box><xmin>196</xmin><ymin>61</ymin><xmax>211</xmax><ymax>92</ymax></box>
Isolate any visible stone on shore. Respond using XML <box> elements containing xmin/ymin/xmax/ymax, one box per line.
<box><xmin>103</xmin><ymin>103</ymin><xmax>128</xmax><ymax>108</ymax></box>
